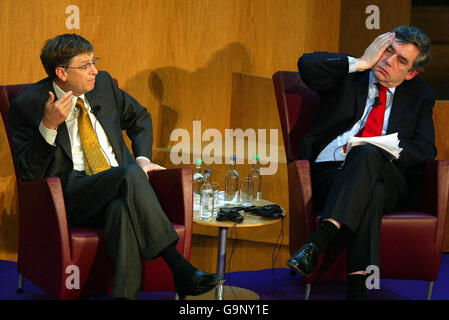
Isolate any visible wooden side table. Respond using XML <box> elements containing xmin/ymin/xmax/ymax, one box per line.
<box><xmin>191</xmin><ymin>200</ymin><xmax>285</xmax><ymax>300</ymax></box>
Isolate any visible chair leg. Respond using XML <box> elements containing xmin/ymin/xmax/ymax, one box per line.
<box><xmin>304</xmin><ymin>283</ymin><xmax>311</xmax><ymax>300</ymax></box>
<box><xmin>174</xmin><ymin>293</ymin><xmax>185</xmax><ymax>300</ymax></box>
<box><xmin>426</xmin><ymin>281</ymin><xmax>434</xmax><ymax>300</ymax></box>
<box><xmin>16</xmin><ymin>273</ymin><xmax>24</xmax><ymax>294</ymax></box>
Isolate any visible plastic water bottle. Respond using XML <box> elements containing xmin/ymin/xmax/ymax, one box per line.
<box><xmin>200</xmin><ymin>169</ymin><xmax>214</xmax><ymax>221</ymax></box>
<box><xmin>193</xmin><ymin>159</ymin><xmax>204</xmax><ymax>211</ymax></box>
<box><xmin>248</xmin><ymin>154</ymin><xmax>262</xmax><ymax>203</ymax></box>
<box><xmin>224</xmin><ymin>155</ymin><xmax>239</xmax><ymax>205</ymax></box>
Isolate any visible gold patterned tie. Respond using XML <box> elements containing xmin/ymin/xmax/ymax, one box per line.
<box><xmin>76</xmin><ymin>98</ymin><xmax>110</xmax><ymax>175</ymax></box>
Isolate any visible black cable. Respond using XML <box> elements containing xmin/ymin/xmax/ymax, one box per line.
<box><xmin>331</xmin><ymin>98</ymin><xmax>378</xmax><ymax>164</ymax></box>
<box><xmin>271</xmin><ymin>217</ymin><xmax>285</xmax><ymax>299</ymax></box>
<box><xmin>224</xmin><ymin>223</ymin><xmax>238</xmax><ymax>298</ymax></box>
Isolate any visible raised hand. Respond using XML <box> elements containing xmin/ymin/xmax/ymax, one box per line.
<box><xmin>136</xmin><ymin>157</ymin><xmax>166</xmax><ymax>174</ymax></box>
<box><xmin>356</xmin><ymin>32</ymin><xmax>396</xmax><ymax>71</ymax></box>
<box><xmin>42</xmin><ymin>91</ymin><xmax>73</xmax><ymax>130</ymax></box>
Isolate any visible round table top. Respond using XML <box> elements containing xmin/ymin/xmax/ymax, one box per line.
<box><xmin>193</xmin><ymin>199</ymin><xmax>285</xmax><ymax>228</ymax></box>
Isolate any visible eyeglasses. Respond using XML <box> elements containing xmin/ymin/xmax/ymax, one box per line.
<box><xmin>64</xmin><ymin>57</ymin><xmax>100</xmax><ymax>71</ymax></box>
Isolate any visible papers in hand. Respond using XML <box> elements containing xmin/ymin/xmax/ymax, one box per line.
<box><xmin>345</xmin><ymin>133</ymin><xmax>402</xmax><ymax>160</ymax></box>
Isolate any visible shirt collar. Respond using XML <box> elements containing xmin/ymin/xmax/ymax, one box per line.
<box><xmin>369</xmin><ymin>71</ymin><xmax>396</xmax><ymax>95</ymax></box>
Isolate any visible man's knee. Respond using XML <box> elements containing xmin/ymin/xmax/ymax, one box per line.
<box><xmin>346</xmin><ymin>144</ymin><xmax>385</xmax><ymax>164</ymax></box>
<box><xmin>117</xmin><ymin>164</ymin><xmax>147</xmax><ymax>180</ymax></box>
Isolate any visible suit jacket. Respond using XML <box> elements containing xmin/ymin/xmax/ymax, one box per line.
<box><xmin>297</xmin><ymin>52</ymin><xmax>437</xmax><ymax>174</ymax></box>
<box><xmin>7</xmin><ymin>71</ymin><xmax>153</xmax><ymax>186</ymax></box>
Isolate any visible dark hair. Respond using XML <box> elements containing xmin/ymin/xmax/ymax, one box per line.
<box><xmin>40</xmin><ymin>34</ymin><xmax>94</xmax><ymax>80</ymax></box>
<box><xmin>392</xmin><ymin>25</ymin><xmax>431</xmax><ymax>72</ymax></box>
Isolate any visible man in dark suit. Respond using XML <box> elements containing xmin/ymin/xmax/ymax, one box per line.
<box><xmin>8</xmin><ymin>33</ymin><xmax>223</xmax><ymax>300</ymax></box>
<box><xmin>286</xmin><ymin>26</ymin><xmax>436</xmax><ymax>299</ymax></box>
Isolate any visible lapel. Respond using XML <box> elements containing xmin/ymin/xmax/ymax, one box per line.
<box><xmin>85</xmin><ymin>88</ymin><xmax>124</xmax><ymax>164</ymax></box>
<box><xmin>354</xmin><ymin>71</ymin><xmax>370</xmax><ymax>122</ymax></box>
<box><xmin>55</xmin><ymin>122</ymin><xmax>72</xmax><ymax>160</ymax></box>
<box><xmin>40</xmin><ymin>81</ymin><xmax>72</xmax><ymax>161</ymax></box>
<box><xmin>386</xmin><ymin>80</ymin><xmax>413</xmax><ymax>134</ymax></box>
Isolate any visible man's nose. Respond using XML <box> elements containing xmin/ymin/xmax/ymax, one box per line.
<box><xmin>90</xmin><ymin>64</ymin><xmax>98</xmax><ymax>75</ymax></box>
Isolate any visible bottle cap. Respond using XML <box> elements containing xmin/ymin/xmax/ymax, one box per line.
<box><xmin>230</xmin><ymin>155</ymin><xmax>236</xmax><ymax>161</ymax></box>
<box><xmin>205</xmin><ymin>169</ymin><xmax>212</xmax><ymax>174</ymax></box>
<box><xmin>254</xmin><ymin>154</ymin><xmax>260</xmax><ymax>160</ymax></box>
<box><xmin>195</xmin><ymin>159</ymin><xmax>203</xmax><ymax>165</ymax></box>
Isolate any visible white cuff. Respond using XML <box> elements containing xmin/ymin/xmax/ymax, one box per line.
<box><xmin>135</xmin><ymin>156</ymin><xmax>151</xmax><ymax>164</ymax></box>
<box><xmin>39</xmin><ymin>121</ymin><xmax>57</xmax><ymax>146</ymax></box>
<box><xmin>348</xmin><ymin>56</ymin><xmax>357</xmax><ymax>73</ymax></box>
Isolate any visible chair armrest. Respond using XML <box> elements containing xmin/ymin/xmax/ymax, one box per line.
<box><xmin>287</xmin><ymin>160</ymin><xmax>315</xmax><ymax>254</ymax></box>
<box><xmin>421</xmin><ymin>159</ymin><xmax>449</xmax><ymax>248</ymax></box>
<box><xmin>17</xmin><ymin>177</ymin><xmax>72</xmax><ymax>275</ymax></box>
<box><xmin>147</xmin><ymin>167</ymin><xmax>193</xmax><ymax>228</ymax></box>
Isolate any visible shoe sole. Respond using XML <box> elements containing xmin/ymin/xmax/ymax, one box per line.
<box><xmin>285</xmin><ymin>261</ymin><xmax>312</xmax><ymax>278</ymax></box>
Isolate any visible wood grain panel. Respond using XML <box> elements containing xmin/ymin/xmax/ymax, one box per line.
<box><xmin>339</xmin><ymin>0</ymin><xmax>411</xmax><ymax>57</ymax></box>
<box><xmin>191</xmin><ymin>234</ymin><xmax>291</xmax><ymax>273</ymax></box>
<box><xmin>0</xmin><ymin>114</ymin><xmax>18</xmax><ymax>262</ymax></box>
<box><xmin>433</xmin><ymin>101</ymin><xmax>449</xmax><ymax>252</ymax></box>
<box><xmin>411</xmin><ymin>6</ymin><xmax>449</xmax><ymax>43</ymax></box>
<box><xmin>0</xmin><ymin>0</ymin><xmax>342</xmax><ymax>262</ymax></box>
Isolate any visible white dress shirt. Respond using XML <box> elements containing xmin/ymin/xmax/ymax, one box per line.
<box><xmin>39</xmin><ymin>83</ymin><xmax>150</xmax><ymax>171</ymax></box>
<box><xmin>315</xmin><ymin>57</ymin><xmax>396</xmax><ymax>162</ymax></box>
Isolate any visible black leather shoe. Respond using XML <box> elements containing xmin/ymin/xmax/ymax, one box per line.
<box><xmin>285</xmin><ymin>242</ymin><xmax>320</xmax><ymax>278</ymax></box>
<box><xmin>175</xmin><ymin>270</ymin><xmax>225</xmax><ymax>298</ymax></box>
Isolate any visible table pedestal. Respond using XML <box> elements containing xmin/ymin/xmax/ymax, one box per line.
<box><xmin>191</xmin><ymin>202</ymin><xmax>285</xmax><ymax>300</ymax></box>
<box><xmin>187</xmin><ymin>226</ymin><xmax>260</xmax><ymax>300</ymax></box>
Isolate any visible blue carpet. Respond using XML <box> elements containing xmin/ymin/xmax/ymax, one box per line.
<box><xmin>1</xmin><ymin>254</ymin><xmax>448</xmax><ymax>300</ymax></box>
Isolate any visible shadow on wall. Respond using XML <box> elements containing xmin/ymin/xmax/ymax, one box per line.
<box><xmin>122</xmin><ymin>42</ymin><xmax>253</xmax><ymax>166</ymax></box>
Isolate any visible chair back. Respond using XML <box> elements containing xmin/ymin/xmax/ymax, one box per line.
<box><xmin>0</xmin><ymin>84</ymin><xmax>33</xmax><ymax>151</ymax></box>
<box><xmin>272</xmin><ymin>71</ymin><xmax>319</xmax><ymax>164</ymax></box>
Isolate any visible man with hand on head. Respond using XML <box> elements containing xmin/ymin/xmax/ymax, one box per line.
<box><xmin>8</xmin><ymin>33</ymin><xmax>223</xmax><ymax>300</ymax></box>
<box><xmin>286</xmin><ymin>26</ymin><xmax>436</xmax><ymax>299</ymax></box>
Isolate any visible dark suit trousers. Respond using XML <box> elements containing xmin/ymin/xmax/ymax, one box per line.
<box><xmin>311</xmin><ymin>144</ymin><xmax>408</xmax><ymax>273</ymax></box>
<box><xmin>63</xmin><ymin>164</ymin><xmax>179</xmax><ymax>299</ymax></box>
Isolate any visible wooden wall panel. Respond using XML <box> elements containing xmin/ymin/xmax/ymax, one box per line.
<box><xmin>0</xmin><ymin>0</ymin><xmax>342</xmax><ymax>261</ymax></box>
<box><xmin>339</xmin><ymin>0</ymin><xmax>411</xmax><ymax>56</ymax></box>
<box><xmin>433</xmin><ymin>101</ymin><xmax>449</xmax><ymax>252</ymax></box>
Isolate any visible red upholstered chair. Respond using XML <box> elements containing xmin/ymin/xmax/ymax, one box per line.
<box><xmin>0</xmin><ymin>83</ymin><xmax>193</xmax><ymax>299</ymax></box>
<box><xmin>272</xmin><ymin>71</ymin><xmax>449</xmax><ymax>300</ymax></box>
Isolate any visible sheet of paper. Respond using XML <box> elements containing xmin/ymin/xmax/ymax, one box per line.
<box><xmin>346</xmin><ymin>133</ymin><xmax>402</xmax><ymax>160</ymax></box>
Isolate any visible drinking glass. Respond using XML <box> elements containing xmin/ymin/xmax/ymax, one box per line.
<box><xmin>210</xmin><ymin>182</ymin><xmax>221</xmax><ymax>216</ymax></box>
<box><xmin>239</xmin><ymin>177</ymin><xmax>254</xmax><ymax>207</ymax></box>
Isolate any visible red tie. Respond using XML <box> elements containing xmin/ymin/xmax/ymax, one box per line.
<box><xmin>343</xmin><ymin>83</ymin><xmax>388</xmax><ymax>153</ymax></box>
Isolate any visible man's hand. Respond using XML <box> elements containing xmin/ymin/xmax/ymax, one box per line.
<box><xmin>356</xmin><ymin>32</ymin><xmax>395</xmax><ymax>72</ymax></box>
<box><xmin>136</xmin><ymin>157</ymin><xmax>166</xmax><ymax>175</ymax></box>
<box><xmin>42</xmin><ymin>91</ymin><xmax>73</xmax><ymax>130</ymax></box>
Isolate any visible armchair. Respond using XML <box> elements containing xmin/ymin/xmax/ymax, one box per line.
<box><xmin>272</xmin><ymin>70</ymin><xmax>449</xmax><ymax>300</ymax></box>
<box><xmin>0</xmin><ymin>83</ymin><xmax>193</xmax><ymax>299</ymax></box>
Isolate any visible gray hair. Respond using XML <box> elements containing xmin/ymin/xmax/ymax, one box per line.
<box><xmin>392</xmin><ymin>25</ymin><xmax>431</xmax><ymax>72</ymax></box>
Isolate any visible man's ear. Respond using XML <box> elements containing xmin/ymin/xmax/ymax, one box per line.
<box><xmin>405</xmin><ymin>69</ymin><xmax>419</xmax><ymax>81</ymax></box>
<box><xmin>55</xmin><ymin>67</ymin><xmax>67</xmax><ymax>82</ymax></box>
